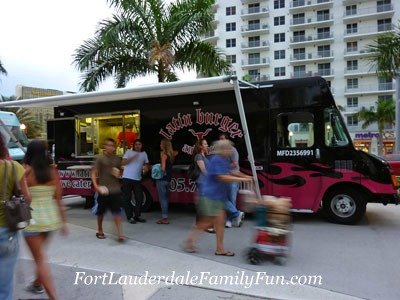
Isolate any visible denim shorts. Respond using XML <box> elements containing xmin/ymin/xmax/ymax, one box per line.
<box><xmin>0</xmin><ymin>227</ymin><xmax>19</xmax><ymax>300</ymax></box>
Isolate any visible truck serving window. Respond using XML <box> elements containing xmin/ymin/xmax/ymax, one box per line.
<box><xmin>324</xmin><ymin>108</ymin><xmax>349</xmax><ymax>147</ymax></box>
<box><xmin>276</xmin><ymin>112</ymin><xmax>314</xmax><ymax>148</ymax></box>
<box><xmin>75</xmin><ymin>112</ymin><xmax>140</xmax><ymax>157</ymax></box>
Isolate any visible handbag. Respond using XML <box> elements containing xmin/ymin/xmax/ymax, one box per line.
<box><xmin>187</xmin><ymin>161</ymin><xmax>201</xmax><ymax>181</ymax></box>
<box><xmin>151</xmin><ymin>163</ymin><xmax>163</xmax><ymax>180</ymax></box>
<box><xmin>2</xmin><ymin>160</ymin><xmax>32</xmax><ymax>231</ymax></box>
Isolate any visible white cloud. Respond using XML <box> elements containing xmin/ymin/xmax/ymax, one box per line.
<box><xmin>0</xmin><ymin>0</ymin><xmax>195</xmax><ymax>96</ymax></box>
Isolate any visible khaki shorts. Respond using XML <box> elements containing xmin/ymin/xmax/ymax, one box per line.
<box><xmin>197</xmin><ymin>196</ymin><xmax>225</xmax><ymax>217</ymax></box>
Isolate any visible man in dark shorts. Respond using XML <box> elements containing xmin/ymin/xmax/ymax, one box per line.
<box><xmin>91</xmin><ymin>138</ymin><xmax>125</xmax><ymax>242</ymax></box>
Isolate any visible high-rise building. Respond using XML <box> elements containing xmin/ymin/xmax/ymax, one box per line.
<box><xmin>205</xmin><ymin>0</ymin><xmax>399</xmax><ymax>154</ymax></box>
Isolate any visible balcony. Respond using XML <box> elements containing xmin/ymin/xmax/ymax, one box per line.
<box><xmin>291</xmin><ymin>70</ymin><xmax>313</xmax><ymax>78</ymax></box>
<box><xmin>289</xmin><ymin>0</ymin><xmax>333</xmax><ymax>13</ymax></box>
<box><xmin>343</xmin><ymin>4</ymin><xmax>394</xmax><ymax>23</ymax></box>
<box><xmin>344</xmin><ymin>48</ymin><xmax>375</xmax><ymax>59</ymax></box>
<box><xmin>290</xmin><ymin>14</ymin><xmax>333</xmax><ymax>29</ymax></box>
<box><xmin>241</xmin><ymin>40</ymin><xmax>270</xmax><ymax>53</ymax></box>
<box><xmin>289</xmin><ymin>32</ymin><xmax>334</xmax><ymax>46</ymax></box>
<box><xmin>316</xmin><ymin>68</ymin><xmax>334</xmax><ymax>78</ymax></box>
<box><xmin>241</xmin><ymin>6</ymin><xmax>269</xmax><ymax>19</ymax></box>
<box><xmin>248</xmin><ymin>74</ymin><xmax>270</xmax><ymax>82</ymax></box>
<box><xmin>242</xmin><ymin>0</ymin><xmax>268</xmax><ymax>4</ymax></box>
<box><xmin>344</xmin><ymin>66</ymin><xmax>377</xmax><ymax>77</ymax></box>
<box><xmin>241</xmin><ymin>57</ymin><xmax>270</xmax><ymax>69</ymax></box>
<box><xmin>290</xmin><ymin>50</ymin><xmax>334</xmax><ymax>64</ymax></box>
<box><xmin>344</xmin><ymin>83</ymin><xmax>395</xmax><ymax>96</ymax></box>
<box><xmin>343</xmin><ymin>24</ymin><xmax>393</xmax><ymax>41</ymax></box>
<box><xmin>202</xmin><ymin>30</ymin><xmax>218</xmax><ymax>44</ymax></box>
<box><xmin>241</xmin><ymin>23</ymin><xmax>269</xmax><ymax>36</ymax></box>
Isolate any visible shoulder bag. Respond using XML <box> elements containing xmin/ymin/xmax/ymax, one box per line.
<box><xmin>3</xmin><ymin>160</ymin><xmax>32</xmax><ymax>231</ymax></box>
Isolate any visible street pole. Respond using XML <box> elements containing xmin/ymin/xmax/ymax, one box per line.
<box><xmin>396</xmin><ymin>76</ymin><xmax>400</xmax><ymax>153</ymax></box>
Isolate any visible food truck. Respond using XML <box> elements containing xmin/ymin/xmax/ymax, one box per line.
<box><xmin>0</xmin><ymin>76</ymin><xmax>398</xmax><ymax>224</ymax></box>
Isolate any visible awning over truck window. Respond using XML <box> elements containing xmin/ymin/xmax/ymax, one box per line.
<box><xmin>0</xmin><ymin>76</ymin><xmax>234</xmax><ymax>108</ymax></box>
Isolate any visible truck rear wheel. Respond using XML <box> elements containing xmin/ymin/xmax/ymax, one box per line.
<box><xmin>323</xmin><ymin>187</ymin><xmax>366</xmax><ymax>225</ymax></box>
<box><xmin>130</xmin><ymin>187</ymin><xmax>153</xmax><ymax>212</ymax></box>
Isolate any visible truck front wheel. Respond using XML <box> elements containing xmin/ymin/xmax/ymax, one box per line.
<box><xmin>323</xmin><ymin>187</ymin><xmax>366</xmax><ymax>225</ymax></box>
<box><xmin>130</xmin><ymin>187</ymin><xmax>153</xmax><ymax>212</ymax></box>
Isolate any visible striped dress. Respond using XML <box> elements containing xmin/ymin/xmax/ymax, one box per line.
<box><xmin>24</xmin><ymin>185</ymin><xmax>61</xmax><ymax>233</ymax></box>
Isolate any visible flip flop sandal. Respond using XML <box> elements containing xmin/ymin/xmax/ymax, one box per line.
<box><xmin>96</xmin><ymin>233</ymin><xmax>106</xmax><ymax>239</ymax></box>
<box><xmin>156</xmin><ymin>219</ymin><xmax>170</xmax><ymax>224</ymax></box>
<box><xmin>117</xmin><ymin>236</ymin><xmax>126</xmax><ymax>243</ymax></box>
<box><xmin>181</xmin><ymin>241</ymin><xmax>197</xmax><ymax>253</ymax></box>
<box><xmin>215</xmin><ymin>251</ymin><xmax>235</xmax><ymax>256</ymax></box>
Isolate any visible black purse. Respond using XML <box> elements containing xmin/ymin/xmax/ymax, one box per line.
<box><xmin>3</xmin><ymin>160</ymin><xmax>32</xmax><ymax>231</ymax></box>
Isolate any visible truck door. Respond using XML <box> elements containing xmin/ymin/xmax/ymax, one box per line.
<box><xmin>269</xmin><ymin>109</ymin><xmax>322</xmax><ymax>210</ymax></box>
<box><xmin>47</xmin><ymin>118</ymin><xmax>76</xmax><ymax>162</ymax></box>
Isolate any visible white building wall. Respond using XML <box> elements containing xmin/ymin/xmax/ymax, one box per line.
<box><xmin>207</xmin><ymin>0</ymin><xmax>399</xmax><ymax>148</ymax></box>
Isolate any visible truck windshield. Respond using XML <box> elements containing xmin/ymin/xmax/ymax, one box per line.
<box><xmin>324</xmin><ymin>108</ymin><xmax>349</xmax><ymax>147</ymax></box>
<box><xmin>6</xmin><ymin>126</ymin><xmax>29</xmax><ymax>148</ymax></box>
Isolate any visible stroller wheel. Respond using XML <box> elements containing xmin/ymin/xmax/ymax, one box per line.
<box><xmin>247</xmin><ymin>248</ymin><xmax>261</xmax><ymax>265</ymax></box>
<box><xmin>273</xmin><ymin>256</ymin><xmax>287</xmax><ymax>266</ymax></box>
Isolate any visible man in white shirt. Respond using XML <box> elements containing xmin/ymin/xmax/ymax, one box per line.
<box><xmin>122</xmin><ymin>139</ymin><xmax>150</xmax><ymax>224</ymax></box>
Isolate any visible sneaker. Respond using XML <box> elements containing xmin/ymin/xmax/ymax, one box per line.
<box><xmin>233</xmin><ymin>211</ymin><xmax>245</xmax><ymax>227</ymax></box>
<box><xmin>225</xmin><ymin>220</ymin><xmax>232</xmax><ymax>228</ymax></box>
<box><xmin>134</xmin><ymin>216</ymin><xmax>146</xmax><ymax>223</ymax></box>
<box><xmin>26</xmin><ymin>282</ymin><xmax>44</xmax><ymax>294</ymax></box>
<box><xmin>128</xmin><ymin>217</ymin><xmax>136</xmax><ymax>224</ymax></box>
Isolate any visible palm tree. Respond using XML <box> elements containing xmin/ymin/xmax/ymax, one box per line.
<box><xmin>0</xmin><ymin>59</ymin><xmax>7</xmax><ymax>76</ymax></box>
<box><xmin>357</xmin><ymin>98</ymin><xmax>395</xmax><ymax>155</ymax></box>
<box><xmin>1</xmin><ymin>95</ymin><xmax>43</xmax><ymax>138</ymax></box>
<box><xmin>367</xmin><ymin>22</ymin><xmax>400</xmax><ymax>152</ymax></box>
<box><xmin>73</xmin><ymin>0</ymin><xmax>230</xmax><ymax>92</ymax></box>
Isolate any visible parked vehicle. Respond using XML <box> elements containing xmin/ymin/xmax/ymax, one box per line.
<box><xmin>0</xmin><ymin>76</ymin><xmax>398</xmax><ymax>224</ymax></box>
<box><xmin>0</xmin><ymin>111</ymin><xmax>28</xmax><ymax>160</ymax></box>
<box><xmin>383</xmin><ymin>154</ymin><xmax>400</xmax><ymax>177</ymax></box>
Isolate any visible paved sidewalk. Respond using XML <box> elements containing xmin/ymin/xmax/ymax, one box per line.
<box><xmin>14</xmin><ymin>222</ymin><xmax>363</xmax><ymax>300</ymax></box>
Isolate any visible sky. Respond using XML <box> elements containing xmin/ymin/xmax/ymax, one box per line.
<box><xmin>0</xmin><ymin>0</ymin><xmax>195</xmax><ymax>97</ymax></box>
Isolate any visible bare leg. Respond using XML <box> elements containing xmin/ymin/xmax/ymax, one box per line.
<box><xmin>25</xmin><ymin>234</ymin><xmax>58</xmax><ymax>300</ymax></box>
<box><xmin>113</xmin><ymin>214</ymin><xmax>124</xmax><ymax>239</ymax></box>
<box><xmin>185</xmin><ymin>216</ymin><xmax>214</xmax><ymax>250</ymax></box>
<box><xmin>97</xmin><ymin>215</ymin><xmax>104</xmax><ymax>234</ymax></box>
<box><xmin>214</xmin><ymin>210</ymin><xmax>226</xmax><ymax>253</ymax></box>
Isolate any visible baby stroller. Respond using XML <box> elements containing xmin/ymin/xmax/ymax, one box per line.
<box><xmin>240</xmin><ymin>191</ymin><xmax>292</xmax><ymax>265</ymax></box>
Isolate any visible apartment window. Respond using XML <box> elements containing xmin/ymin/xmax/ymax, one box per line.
<box><xmin>377</xmin><ymin>0</ymin><xmax>391</xmax><ymax>12</ymax></box>
<box><xmin>274</xmin><ymin>50</ymin><xmax>285</xmax><ymax>60</ymax></box>
<box><xmin>318</xmin><ymin>63</ymin><xmax>331</xmax><ymax>76</ymax></box>
<box><xmin>274</xmin><ymin>33</ymin><xmax>285</xmax><ymax>43</ymax></box>
<box><xmin>347</xmin><ymin>97</ymin><xmax>358</xmax><ymax>107</ymax></box>
<box><xmin>274</xmin><ymin>16</ymin><xmax>285</xmax><ymax>26</ymax></box>
<box><xmin>293</xmin><ymin>13</ymin><xmax>305</xmax><ymax>25</ymax></box>
<box><xmin>226</xmin><ymin>38</ymin><xmax>236</xmax><ymax>48</ymax></box>
<box><xmin>347</xmin><ymin>115</ymin><xmax>358</xmax><ymax>126</ymax></box>
<box><xmin>248</xmin><ymin>36</ymin><xmax>260</xmax><ymax>47</ymax></box>
<box><xmin>226</xmin><ymin>6</ymin><xmax>236</xmax><ymax>16</ymax></box>
<box><xmin>275</xmin><ymin>67</ymin><xmax>286</xmax><ymax>77</ymax></box>
<box><xmin>294</xmin><ymin>65</ymin><xmax>306</xmax><ymax>77</ymax></box>
<box><xmin>378</xmin><ymin>18</ymin><xmax>392</xmax><ymax>32</ymax></box>
<box><xmin>248</xmin><ymin>53</ymin><xmax>261</xmax><ymax>65</ymax></box>
<box><xmin>347</xmin><ymin>60</ymin><xmax>358</xmax><ymax>71</ymax></box>
<box><xmin>248</xmin><ymin>3</ymin><xmax>260</xmax><ymax>14</ymax></box>
<box><xmin>378</xmin><ymin>95</ymin><xmax>392</xmax><ymax>101</ymax></box>
<box><xmin>274</xmin><ymin>0</ymin><xmax>285</xmax><ymax>9</ymax></box>
<box><xmin>293</xmin><ymin>30</ymin><xmax>305</xmax><ymax>42</ymax></box>
<box><xmin>346</xmin><ymin>23</ymin><xmax>358</xmax><ymax>34</ymax></box>
<box><xmin>346</xmin><ymin>41</ymin><xmax>358</xmax><ymax>52</ymax></box>
<box><xmin>318</xmin><ymin>45</ymin><xmax>330</xmax><ymax>57</ymax></box>
<box><xmin>226</xmin><ymin>55</ymin><xmax>236</xmax><ymax>64</ymax></box>
<box><xmin>345</xmin><ymin>5</ymin><xmax>357</xmax><ymax>16</ymax></box>
<box><xmin>248</xmin><ymin>19</ymin><xmax>261</xmax><ymax>31</ymax></box>
<box><xmin>317</xmin><ymin>27</ymin><xmax>331</xmax><ymax>39</ymax></box>
<box><xmin>248</xmin><ymin>69</ymin><xmax>260</xmax><ymax>81</ymax></box>
<box><xmin>347</xmin><ymin>78</ymin><xmax>358</xmax><ymax>89</ymax></box>
<box><xmin>293</xmin><ymin>48</ymin><xmax>305</xmax><ymax>60</ymax></box>
<box><xmin>226</xmin><ymin>22</ymin><xmax>236</xmax><ymax>32</ymax></box>
<box><xmin>317</xmin><ymin>10</ymin><xmax>330</xmax><ymax>22</ymax></box>
<box><xmin>379</xmin><ymin>78</ymin><xmax>393</xmax><ymax>90</ymax></box>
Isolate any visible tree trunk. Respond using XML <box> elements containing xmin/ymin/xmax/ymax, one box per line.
<box><xmin>395</xmin><ymin>76</ymin><xmax>400</xmax><ymax>153</ymax></box>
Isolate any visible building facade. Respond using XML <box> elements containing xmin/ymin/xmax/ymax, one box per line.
<box><xmin>205</xmin><ymin>0</ymin><xmax>399</xmax><ymax>154</ymax></box>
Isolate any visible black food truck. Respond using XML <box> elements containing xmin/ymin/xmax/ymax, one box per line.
<box><xmin>1</xmin><ymin>76</ymin><xmax>398</xmax><ymax>224</ymax></box>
